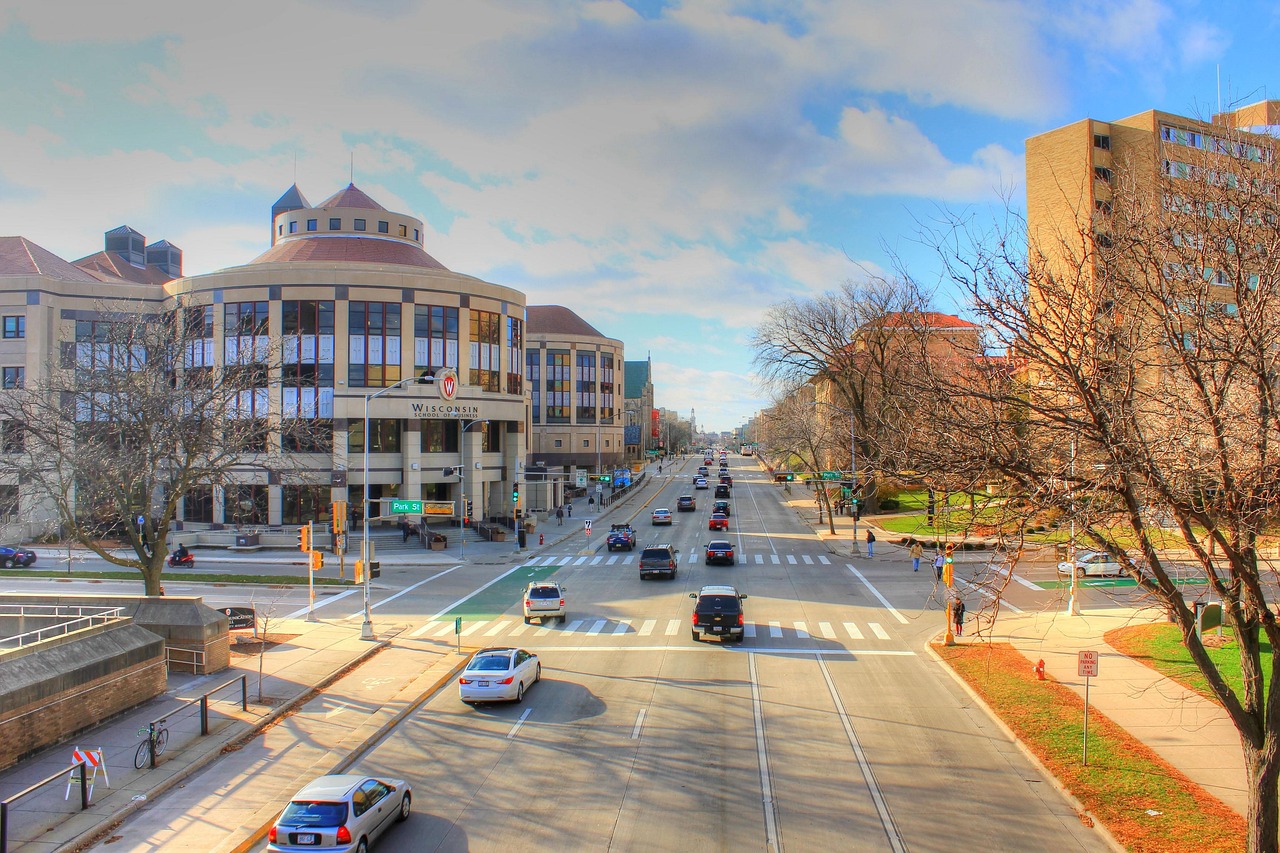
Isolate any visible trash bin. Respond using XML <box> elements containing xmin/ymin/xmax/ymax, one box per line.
<box><xmin>235</xmin><ymin>532</ymin><xmax>260</xmax><ymax>548</ymax></box>
<box><xmin>518</xmin><ymin>529</ymin><xmax>527</xmax><ymax>549</ymax></box>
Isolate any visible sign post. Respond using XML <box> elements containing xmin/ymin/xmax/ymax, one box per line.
<box><xmin>584</xmin><ymin>520</ymin><xmax>593</xmax><ymax>537</ymax></box>
<box><xmin>455</xmin><ymin>616</ymin><xmax>463</xmax><ymax>655</ymax></box>
<box><xmin>1078</xmin><ymin>650</ymin><xmax>1100</xmax><ymax>765</ymax></box>
<box><xmin>389</xmin><ymin>499</ymin><xmax>425</xmax><ymax>515</ymax></box>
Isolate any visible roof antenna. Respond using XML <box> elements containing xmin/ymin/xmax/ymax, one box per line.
<box><xmin>350</xmin><ymin>151</ymin><xmax>354</xmax><ymax>186</ymax></box>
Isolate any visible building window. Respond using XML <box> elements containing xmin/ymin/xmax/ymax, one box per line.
<box><xmin>506</xmin><ymin>317</ymin><xmax>523</xmax><ymax>395</ymax></box>
<box><xmin>545</xmin><ymin>350</ymin><xmax>570</xmax><ymax>423</ymax></box>
<box><xmin>2</xmin><ymin>367</ymin><xmax>23</xmax><ymax>389</ymax></box>
<box><xmin>281</xmin><ymin>301</ymin><xmax>335</xmax><ymax>454</ymax></box>
<box><xmin>349</xmin><ymin>302</ymin><xmax>402</xmax><ymax>387</ymax></box>
<box><xmin>599</xmin><ymin>353</ymin><xmax>615</xmax><ymax>424</ymax></box>
<box><xmin>2</xmin><ymin>316</ymin><xmax>24</xmax><ymax>339</ymax></box>
<box><xmin>182</xmin><ymin>486</ymin><xmax>213</xmax><ymax>524</ymax></box>
<box><xmin>288</xmin><ymin>220</ymin><xmax>298</xmax><ymax>234</ymax></box>
<box><xmin>1093</xmin><ymin>134</ymin><xmax>1110</xmax><ymax>151</ymax></box>
<box><xmin>527</xmin><ymin>350</ymin><xmax>541</xmax><ymax>422</ymax></box>
<box><xmin>354</xmin><ymin>219</ymin><xmax>366</xmax><ymax>232</ymax></box>
<box><xmin>224</xmin><ymin>485</ymin><xmax>269</xmax><ymax>527</ymax></box>
<box><xmin>224</xmin><ymin>301</ymin><xmax>270</xmax><ymax>365</ymax></box>
<box><xmin>553</xmin><ymin>439</ymin><xmax>562</xmax><ymax>448</ymax></box>
<box><xmin>414</xmin><ymin>229</ymin><xmax>420</xmax><ymax>242</ymax></box>
<box><xmin>398</xmin><ymin>224</ymin><xmax>407</xmax><ymax>237</ymax></box>
<box><xmin>281</xmin><ymin>485</ymin><xmax>333</xmax><ymax>526</ymax></box>
<box><xmin>329</xmin><ymin>218</ymin><xmax>341</xmax><ymax>230</ymax></box>
<box><xmin>378</xmin><ymin>220</ymin><xmax>389</xmax><ymax>233</ymax></box>
<box><xmin>307</xmin><ymin>218</ymin><xmax>317</xmax><ymax>232</ymax></box>
<box><xmin>469</xmin><ymin>310</ymin><xmax>500</xmax><ymax>392</ymax></box>
<box><xmin>583</xmin><ymin>439</ymin><xmax>590</xmax><ymax>448</ymax></box>
<box><xmin>1094</xmin><ymin>199</ymin><xmax>1113</xmax><ymax>215</ymax></box>
<box><xmin>0</xmin><ymin>484</ymin><xmax>18</xmax><ymax>519</ymax></box>
<box><xmin>277</xmin><ymin>224</ymin><xmax>283</xmax><ymax>236</ymax></box>
<box><xmin>1094</xmin><ymin>166</ymin><xmax>1113</xmax><ymax>183</ymax></box>
<box><xmin>576</xmin><ymin>352</ymin><xmax>596</xmax><ymax>424</ymax></box>
<box><xmin>1</xmin><ymin>421</ymin><xmax>23</xmax><ymax>453</ymax></box>
<box><xmin>482</xmin><ymin>420</ymin><xmax>502</xmax><ymax>452</ymax></box>
<box><xmin>421</xmin><ymin>420</ymin><xmax>460</xmax><ymax>453</ymax></box>
<box><xmin>348</xmin><ymin>418</ymin><xmax>402</xmax><ymax>453</ymax></box>
<box><xmin>413</xmin><ymin>305</ymin><xmax>459</xmax><ymax>374</ymax></box>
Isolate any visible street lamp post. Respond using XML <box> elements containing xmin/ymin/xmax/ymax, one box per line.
<box><xmin>361</xmin><ymin>374</ymin><xmax>434</xmax><ymax>641</ymax></box>
<box><xmin>458</xmin><ymin>417</ymin><xmax>488</xmax><ymax>559</ymax></box>
<box><xmin>808</xmin><ymin>400</ymin><xmax>858</xmax><ymax>541</ymax></box>
<box><xmin>1066</xmin><ymin>436</ymin><xmax>1080</xmax><ymax>617</ymax></box>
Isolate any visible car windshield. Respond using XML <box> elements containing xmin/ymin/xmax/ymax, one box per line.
<box><xmin>698</xmin><ymin>595</ymin><xmax>740</xmax><ymax>610</ymax></box>
<box><xmin>709</xmin><ymin>542</ymin><xmax>731</xmax><ymax>549</ymax></box>
<box><xmin>280</xmin><ymin>800</ymin><xmax>348</xmax><ymax>827</ymax></box>
<box><xmin>641</xmin><ymin>549</ymin><xmax>671</xmax><ymax>560</ymax></box>
<box><xmin>529</xmin><ymin>587</ymin><xmax>559</xmax><ymax>599</ymax></box>
<box><xmin>470</xmin><ymin>655</ymin><xmax>512</xmax><ymax>672</ymax></box>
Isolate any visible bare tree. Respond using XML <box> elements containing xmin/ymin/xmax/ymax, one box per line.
<box><xmin>905</xmin><ymin>127</ymin><xmax>1280</xmax><ymax>850</ymax></box>
<box><xmin>1</xmin><ymin>299</ymin><xmax>315</xmax><ymax>595</ymax></box>
<box><xmin>762</xmin><ymin>391</ymin><xmax>844</xmax><ymax>534</ymax></box>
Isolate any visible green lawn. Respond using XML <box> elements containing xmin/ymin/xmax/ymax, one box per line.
<box><xmin>1107</xmin><ymin>623</ymin><xmax>1273</xmax><ymax>705</ymax></box>
<box><xmin>0</xmin><ymin>569</ymin><xmax>351</xmax><ymax>586</ymax></box>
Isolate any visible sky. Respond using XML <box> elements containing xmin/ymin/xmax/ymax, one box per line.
<box><xmin>0</xmin><ymin>0</ymin><xmax>1269</xmax><ymax>433</ymax></box>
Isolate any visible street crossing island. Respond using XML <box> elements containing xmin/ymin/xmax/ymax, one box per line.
<box><xmin>409</xmin><ymin>402</ymin><xmax>482</xmax><ymax>418</ymax></box>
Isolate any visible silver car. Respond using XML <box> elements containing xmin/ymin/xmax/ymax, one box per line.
<box><xmin>459</xmin><ymin>647</ymin><xmax>541</xmax><ymax>704</ymax></box>
<box><xmin>1057</xmin><ymin>550</ymin><xmax>1124</xmax><ymax>578</ymax></box>
<box><xmin>267</xmin><ymin>774</ymin><xmax>410</xmax><ymax>853</ymax></box>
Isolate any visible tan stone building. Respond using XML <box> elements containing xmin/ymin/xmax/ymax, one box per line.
<box><xmin>0</xmin><ymin>182</ymin><xmax>530</xmax><ymax>535</ymax></box>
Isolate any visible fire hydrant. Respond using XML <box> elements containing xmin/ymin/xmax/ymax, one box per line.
<box><xmin>1034</xmin><ymin>659</ymin><xmax>1046</xmax><ymax>681</ymax></box>
<box><xmin>539</xmin><ymin>533</ymin><xmax>544</xmax><ymax>546</ymax></box>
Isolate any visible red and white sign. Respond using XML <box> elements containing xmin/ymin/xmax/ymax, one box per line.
<box><xmin>1078</xmin><ymin>650</ymin><xmax>1099</xmax><ymax>678</ymax></box>
<box><xmin>584</xmin><ymin>520</ymin><xmax>592</xmax><ymax>536</ymax></box>
<box><xmin>437</xmin><ymin>368</ymin><xmax>459</xmax><ymax>401</ymax></box>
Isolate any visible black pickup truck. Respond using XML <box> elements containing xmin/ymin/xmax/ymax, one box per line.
<box><xmin>607</xmin><ymin>523</ymin><xmax>636</xmax><ymax>551</ymax></box>
<box><xmin>690</xmin><ymin>585</ymin><xmax>748</xmax><ymax>642</ymax></box>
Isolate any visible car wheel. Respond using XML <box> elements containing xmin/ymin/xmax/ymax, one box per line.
<box><xmin>356</xmin><ymin>838</ymin><xmax>369</xmax><ymax>853</ymax></box>
<box><xmin>514</xmin><ymin>683</ymin><xmax>525</xmax><ymax>704</ymax></box>
<box><xmin>398</xmin><ymin>792</ymin><xmax>412</xmax><ymax>821</ymax></box>
<box><xmin>534</xmin><ymin>663</ymin><xmax>542</xmax><ymax>683</ymax></box>
<box><xmin>559</xmin><ymin>614</ymin><xmax>566</xmax><ymax>624</ymax></box>
<box><xmin>691</xmin><ymin>631</ymin><xmax>700</xmax><ymax>642</ymax></box>
<box><xmin>0</xmin><ymin>557</ymin><xmax>9</xmax><ymax>569</ymax></box>
<box><xmin>523</xmin><ymin>616</ymin><xmax>530</xmax><ymax>624</ymax></box>
<box><xmin>1076</xmin><ymin>566</ymin><xmax>1086</xmax><ymax>579</ymax></box>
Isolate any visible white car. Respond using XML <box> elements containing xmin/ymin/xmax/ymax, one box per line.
<box><xmin>1057</xmin><ymin>550</ymin><xmax>1124</xmax><ymax>578</ymax></box>
<box><xmin>267</xmin><ymin>774</ymin><xmax>410</xmax><ymax>853</ymax></box>
<box><xmin>459</xmin><ymin>647</ymin><xmax>541</xmax><ymax>704</ymax></box>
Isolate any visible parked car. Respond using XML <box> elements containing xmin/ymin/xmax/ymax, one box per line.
<box><xmin>712</xmin><ymin>499</ymin><xmax>731</xmax><ymax>517</ymax></box>
<box><xmin>639</xmin><ymin>544</ymin><xmax>680</xmax><ymax>580</ymax></box>
<box><xmin>704</xmin><ymin>540</ymin><xmax>735</xmax><ymax>565</ymax></box>
<box><xmin>677</xmin><ymin>495</ymin><xmax>696</xmax><ymax>511</ymax></box>
<box><xmin>607</xmin><ymin>523</ymin><xmax>636</xmax><ymax>551</ymax></box>
<box><xmin>459</xmin><ymin>647</ymin><xmax>541</xmax><ymax>703</ymax></box>
<box><xmin>690</xmin><ymin>584</ymin><xmax>747</xmax><ymax>642</ymax></box>
<box><xmin>523</xmin><ymin>582</ymin><xmax>566</xmax><ymax>624</ymax></box>
<box><xmin>0</xmin><ymin>545</ymin><xmax>37</xmax><ymax>567</ymax></box>
<box><xmin>708</xmin><ymin>513</ymin><xmax>728</xmax><ymax>531</ymax></box>
<box><xmin>267</xmin><ymin>774</ymin><xmax>411</xmax><ymax>853</ymax></box>
<box><xmin>652</xmin><ymin>508</ymin><xmax>673</xmax><ymax>525</ymax></box>
<box><xmin>1056</xmin><ymin>550</ymin><xmax>1126</xmax><ymax>578</ymax></box>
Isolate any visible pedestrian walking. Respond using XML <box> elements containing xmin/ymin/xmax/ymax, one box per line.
<box><xmin>556</xmin><ymin>506</ymin><xmax>564</xmax><ymax>526</ymax></box>
<box><xmin>588</xmin><ymin>495</ymin><xmax>595</xmax><ymax>507</ymax></box>
<box><xmin>399</xmin><ymin>520</ymin><xmax>410</xmax><ymax>542</ymax></box>
<box><xmin>658</xmin><ymin>464</ymin><xmax>663</xmax><ymax>474</ymax></box>
<box><xmin>933</xmin><ymin>552</ymin><xmax>945</xmax><ymax>580</ymax></box>
<box><xmin>866</xmin><ymin>528</ymin><xmax>876</xmax><ymax>558</ymax></box>
<box><xmin>909</xmin><ymin>541</ymin><xmax>923</xmax><ymax>572</ymax></box>
<box><xmin>952</xmin><ymin>598</ymin><xmax>966</xmax><ymax>636</ymax></box>
<box><xmin>566</xmin><ymin>503</ymin><xmax>573</xmax><ymax>518</ymax></box>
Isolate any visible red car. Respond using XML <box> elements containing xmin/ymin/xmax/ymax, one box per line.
<box><xmin>705</xmin><ymin>540</ymin><xmax>735</xmax><ymax>565</ymax></box>
<box><xmin>708</xmin><ymin>513</ymin><xmax>728</xmax><ymax>531</ymax></box>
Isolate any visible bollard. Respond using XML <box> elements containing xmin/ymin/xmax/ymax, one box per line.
<box><xmin>539</xmin><ymin>533</ymin><xmax>544</xmax><ymax>545</ymax></box>
<box><xmin>1034</xmin><ymin>659</ymin><xmax>1046</xmax><ymax>681</ymax></box>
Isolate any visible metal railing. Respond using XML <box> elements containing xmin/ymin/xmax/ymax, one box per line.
<box><xmin>0</xmin><ymin>604</ymin><xmax>126</xmax><ymax>651</ymax></box>
<box><xmin>0</xmin><ymin>761</ymin><xmax>89</xmax><ymax>853</ymax></box>
<box><xmin>139</xmin><ymin>674</ymin><xmax>248</xmax><ymax>770</ymax></box>
<box><xmin>165</xmin><ymin>646</ymin><xmax>207</xmax><ymax>671</ymax></box>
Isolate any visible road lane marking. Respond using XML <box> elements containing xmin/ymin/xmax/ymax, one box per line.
<box><xmin>424</xmin><ymin>563</ymin><xmax>543</xmax><ymax>624</ymax></box>
<box><xmin>794</xmin><ymin>621</ymin><xmax>810</xmax><ymax>638</ymax></box>
<box><xmin>958</xmin><ymin>578</ymin><xmax>1024</xmax><ymax>613</ymax></box>
<box><xmin>485</xmin><ymin>621</ymin><xmax>510</xmax><ymax>636</ymax></box>
<box><xmin>562</xmin><ymin>619</ymin><xmax>583</xmax><ymax>633</ymax></box>
<box><xmin>613</xmin><ymin>620</ymin><xmax>631</xmax><ymax>634</ymax></box>
<box><xmin>527</xmin><ymin>646</ymin><xmax>917</xmax><ymax>655</ymax></box>
<box><xmin>687</xmin><ymin>552</ymin><xmax>697</xmax><ymax>563</ymax></box>
<box><xmin>507</xmin><ymin>708</ymin><xmax>531</xmax><ymax>739</ymax></box>
<box><xmin>344</xmin><ymin>566</ymin><xmax>462</xmax><ymax>619</ymax></box>
<box><xmin>460</xmin><ymin>621</ymin><xmax>489</xmax><ymax>636</ymax></box>
<box><xmin>573</xmin><ymin>556</ymin><xmax>588</xmax><ymax>565</ymax></box>
<box><xmin>869</xmin><ymin>622</ymin><xmax>889</xmax><ymax>640</ymax></box>
<box><xmin>754</xmin><ymin>554</ymin><xmax>763</xmax><ymax>564</ymax></box>
<box><xmin>638</xmin><ymin>619</ymin><xmax>656</xmax><ymax>636</ymax></box>
<box><xmin>786</xmin><ymin>555</ymin><xmax>797</xmax><ymax>564</ymax></box>
<box><xmin>818</xmin><ymin>622</ymin><xmax>836</xmax><ymax>639</ymax></box>
<box><xmin>665</xmin><ymin>619</ymin><xmax>680</xmax><ymax>635</ymax></box>
<box><xmin>607</xmin><ymin>555</ymin><xmax>619</xmax><ymax>565</ymax></box>
<box><xmin>818</xmin><ymin>556</ymin><xmax>831</xmax><ymax>565</ymax></box>
<box><xmin>802</xmin><ymin>555</ymin><xmax>814</xmax><ymax>565</ymax></box>
<box><xmin>508</xmin><ymin>622</ymin><xmax>530</xmax><ymax>636</ymax></box>
<box><xmin>748</xmin><ymin>652</ymin><xmax>781</xmax><ymax>852</ymax></box>
<box><xmin>631</xmin><ymin>709</ymin><xmax>647</xmax><ymax>740</ymax></box>
<box><xmin>843</xmin><ymin>622</ymin><xmax>864</xmax><ymax>640</ymax></box>
<box><xmin>744</xmin><ymin>623</ymin><xmax>757</xmax><ymax>638</ymax></box>
<box><xmin>586</xmin><ymin>620</ymin><xmax>607</xmax><ymax>635</ymax></box>
<box><xmin>768</xmin><ymin>621</ymin><xmax>782</xmax><ymax>638</ymax></box>
<box><xmin>286</xmin><ymin>587</ymin><xmax>360</xmax><ymax>620</ymax></box>
<box><xmin>771</xmin><ymin>554</ymin><xmax>780</xmax><ymax>564</ymax></box>
<box><xmin>845</xmin><ymin>565</ymin><xmax>910</xmax><ymax>624</ymax></box>
<box><xmin>429</xmin><ymin>621</ymin><xmax>456</xmax><ymax>637</ymax></box>
<box><xmin>994</xmin><ymin>562</ymin><xmax>1041</xmax><ymax>590</ymax></box>
<box><xmin>817</xmin><ymin>656</ymin><xmax>906</xmax><ymax>852</ymax></box>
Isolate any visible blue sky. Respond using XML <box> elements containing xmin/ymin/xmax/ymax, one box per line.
<box><xmin>0</xmin><ymin>0</ymin><xmax>1270</xmax><ymax>432</ymax></box>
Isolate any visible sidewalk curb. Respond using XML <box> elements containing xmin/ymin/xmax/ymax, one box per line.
<box><xmin>61</xmin><ymin>638</ymin><xmax>389</xmax><ymax>853</ymax></box>
<box><xmin>922</xmin><ymin>636</ymin><xmax>1125</xmax><ymax>853</ymax></box>
<box><xmin>223</xmin><ymin>652</ymin><xmax>472</xmax><ymax>853</ymax></box>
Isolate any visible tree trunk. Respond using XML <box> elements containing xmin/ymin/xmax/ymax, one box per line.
<box><xmin>1244</xmin><ymin>740</ymin><xmax>1280</xmax><ymax>853</ymax></box>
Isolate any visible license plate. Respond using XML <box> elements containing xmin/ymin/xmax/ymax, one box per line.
<box><xmin>479</xmin><ymin>681</ymin><xmax>490</xmax><ymax>687</ymax></box>
<box><xmin>296</xmin><ymin>833</ymin><xmax>317</xmax><ymax>844</ymax></box>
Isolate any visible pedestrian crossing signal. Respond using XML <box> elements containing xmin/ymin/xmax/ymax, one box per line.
<box><xmin>309</xmin><ymin>551</ymin><xmax>324</xmax><ymax>572</ymax></box>
<box><xmin>354</xmin><ymin>559</ymin><xmax>364</xmax><ymax>583</ymax></box>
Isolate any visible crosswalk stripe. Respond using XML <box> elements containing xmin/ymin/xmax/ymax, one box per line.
<box><xmin>771</xmin><ymin>554</ymin><xmax>780</xmax><ymax>564</ymax></box>
<box><xmin>431</xmin><ymin>621</ymin><xmax>455</xmax><ymax>637</ymax></box>
<box><xmin>622</xmin><ymin>555</ymin><xmax>634</xmax><ymax>563</ymax></box>
<box><xmin>638</xmin><ymin>619</ymin><xmax>656</xmax><ymax>636</ymax></box>
<box><xmin>573</xmin><ymin>556</ymin><xmax>589</xmax><ymax>565</ymax></box>
<box><xmin>562</xmin><ymin>619</ymin><xmax>584</xmax><ymax>634</ymax></box>
<box><xmin>786</xmin><ymin>555</ymin><xmax>797</xmax><ymax>564</ymax></box>
<box><xmin>613</xmin><ymin>620</ymin><xmax>631</xmax><ymax>634</ymax></box>
<box><xmin>485</xmin><ymin>620</ymin><xmax>510</xmax><ymax>636</ymax></box>
<box><xmin>802</xmin><ymin>555</ymin><xmax>814</xmax><ymax>565</ymax></box>
<box><xmin>409</xmin><ymin>622</ymin><xmax>433</xmax><ymax>638</ymax></box>
<box><xmin>607</xmin><ymin>555</ymin><xmax>619</xmax><ymax>565</ymax></box>
<box><xmin>586</xmin><ymin>620</ymin><xmax>607</xmax><ymax>636</ymax></box>
<box><xmin>870</xmin><ymin>622</ymin><xmax>889</xmax><ymax>640</ymax></box>
<box><xmin>769</xmin><ymin>621</ymin><xmax>782</xmax><ymax>638</ymax></box>
<box><xmin>818</xmin><ymin>622</ymin><xmax>836</xmax><ymax>639</ymax></box>
<box><xmin>534</xmin><ymin>623</ymin><xmax>555</xmax><ymax>636</ymax></box>
<box><xmin>508</xmin><ymin>622</ymin><xmax>530</xmax><ymax>636</ymax></box>
<box><xmin>460</xmin><ymin>621</ymin><xmax>489</xmax><ymax>636</ymax></box>
<box><xmin>744</xmin><ymin>623</ymin><xmax>757</xmax><ymax>638</ymax></box>
<box><xmin>688</xmin><ymin>552</ymin><xmax>697</xmax><ymax>563</ymax></box>
<box><xmin>818</xmin><ymin>555</ymin><xmax>831</xmax><ymax>565</ymax></box>
<box><xmin>794</xmin><ymin>621</ymin><xmax>810</xmax><ymax>638</ymax></box>
<box><xmin>754</xmin><ymin>554</ymin><xmax>763</xmax><ymax>564</ymax></box>
<box><xmin>665</xmin><ymin>619</ymin><xmax>681</xmax><ymax>636</ymax></box>
<box><xmin>591</xmin><ymin>556</ymin><xmax>603</xmax><ymax>565</ymax></box>
<box><xmin>843</xmin><ymin>622</ymin><xmax>864</xmax><ymax>640</ymax></box>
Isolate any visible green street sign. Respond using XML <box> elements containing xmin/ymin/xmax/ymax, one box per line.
<box><xmin>389</xmin><ymin>499</ymin><xmax>424</xmax><ymax>514</ymax></box>
<box><xmin>821</xmin><ymin>471</ymin><xmax>840</xmax><ymax>480</ymax></box>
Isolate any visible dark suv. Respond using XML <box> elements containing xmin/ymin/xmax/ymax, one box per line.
<box><xmin>639</xmin><ymin>544</ymin><xmax>679</xmax><ymax>580</ymax></box>
<box><xmin>676</xmin><ymin>495</ymin><xmax>696</xmax><ymax>512</ymax></box>
<box><xmin>690</xmin><ymin>585</ymin><xmax>748</xmax><ymax>642</ymax></box>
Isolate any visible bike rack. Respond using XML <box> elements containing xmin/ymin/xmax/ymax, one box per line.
<box><xmin>140</xmin><ymin>674</ymin><xmax>248</xmax><ymax>769</ymax></box>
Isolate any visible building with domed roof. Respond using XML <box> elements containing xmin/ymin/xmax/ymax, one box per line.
<box><xmin>0</xmin><ymin>182</ymin><xmax>529</xmax><ymax>537</ymax></box>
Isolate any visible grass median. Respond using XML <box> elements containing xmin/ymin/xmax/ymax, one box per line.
<box><xmin>1107</xmin><ymin>622</ymin><xmax>1273</xmax><ymax>704</ymax></box>
<box><xmin>936</xmin><ymin>641</ymin><xmax>1244</xmax><ymax>853</ymax></box>
<box><xmin>0</xmin><ymin>569</ymin><xmax>350</xmax><ymax>586</ymax></box>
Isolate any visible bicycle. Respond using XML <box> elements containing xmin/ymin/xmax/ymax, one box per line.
<box><xmin>134</xmin><ymin>720</ymin><xmax>170</xmax><ymax>769</ymax></box>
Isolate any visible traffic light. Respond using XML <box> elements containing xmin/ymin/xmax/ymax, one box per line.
<box><xmin>943</xmin><ymin>544</ymin><xmax>955</xmax><ymax>587</ymax></box>
<box><xmin>465</xmin><ymin>499</ymin><xmax>473</xmax><ymax>518</ymax></box>
<box><xmin>785</xmin><ymin>473</ymin><xmax>794</xmax><ymax>481</ymax></box>
<box><xmin>332</xmin><ymin>501</ymin><xmax>347</xmax><ymax>534</ymax></box>
<box><xmin>512</xmin><ymin>484</ymin><xmax>519</xmax><ymax>503</ymax></box>
<box><xmin>443</xmin><ymin>466</ymin><xmax>456</xmax><ymax>478</ymax></box>
<box><xmin>297</xmin><ymin>524</ymin><xmax>311</xmax><ymax>552</ymax></box>
<box><xmin>354</xmin><ymin>559</ymin><xmax>364</xmax><ymax>583</ymax></box>
<box><xmin>599</xmin><ymin>474</ymin><xmax>611</xmax><ymax>483</ymax></box>
<box><xmin>309</xmin><ymin>551</ymin><xmax>324</xmax><ymax>572</ymax></box>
